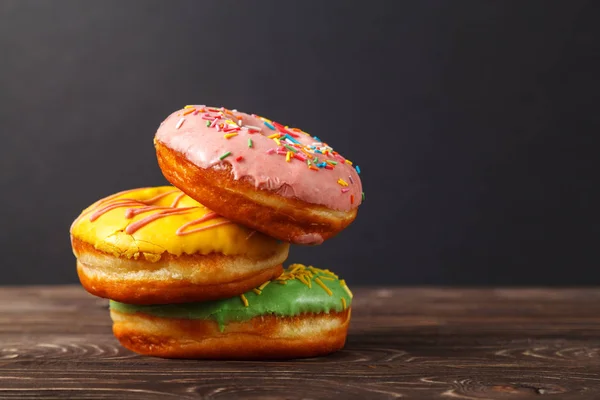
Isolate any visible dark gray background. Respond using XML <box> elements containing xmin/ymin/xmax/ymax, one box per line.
<box><xmin>1</xmin><ymin>0</ymin><xmax>598</xmax><ymax>285</ymax></box>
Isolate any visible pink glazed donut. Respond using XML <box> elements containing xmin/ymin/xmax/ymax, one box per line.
<box><xmin>154</xmin><ymin>105</ymin><xmax>363</xmax><ymax>245</ymax></box>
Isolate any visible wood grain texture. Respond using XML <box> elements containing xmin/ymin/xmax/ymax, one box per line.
<box><xmin>2</xmin><ymin>286</ymin><xmax>600</xmax><ymax>399</ymax></box>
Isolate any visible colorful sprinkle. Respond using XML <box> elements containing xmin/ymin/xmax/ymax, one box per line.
<box><xmin>350</xmin><ymin>194</ymin><xmax>354</xmax><ymax>204</ymax></box>
<box><xmin>284</xmin><ymin>145</ymin><xmax>297</xmax><ymax>153</ymax></box>
<box><xmin>248</xmin><ymin>138</ymin><xmax>253</xmax><ymax>148</ymax></box>
<box><xmin>313</xmin><ymin>136</ymin><xmax>322</xmax><ymax>142</ymax></box>
<box><xmin>340</xmin><ymin>280</ymin><xmax>353</xmax><ymax>298</ymax></box>
<box><xmin>284</xmin><ymin>134</ymin><xmax>301</xmax><ymax>144</ymax></box>
<box><xmin>268</xmin><ymin>133</ymin><xmax>280</xmax><ymax>139</ymax></box>
<box><xmin>319</xmin><ymin>276</ymin><xmax>336</xmax><ymax>281</ymax></box>
<box><xmin>219</xmin><ymin>151</ymin><xmax>232</xmax><ymax>160</ymax></box>
<box><xmin>362</xmin><ymin>192</ymin><xmax>365</xmax><ymax>201</ymax></box>
<box><xmin>341</xmin><ymin>188</ymin><xmax>350</xmax><ymax>193</ymax></box>
<box><xmin>355</xmin><ymin>165</ymin><xmax>361</xmax><ymax>174</ymax></box>
<box><xmin>206</xmin><ymin>121</ymin><xmax>211</xmax><ymax>127</ymax></box>
<box><xmin>264</xmin><ymin>121</ymin><xmax>276</xmax><ymax>130</ymax></box>
<box><xmin>258</xmin><ymin>281</ymin><xmax>270</xmax><ymax>291</ymax></box>
<box><xmin>266</xmin><ymin>148</ymin><xmax>276</xmax><ymax>155</ymax></box>
<box><xmin>286</xmin><ymin>151</ymin><xmax>292</xmax><ymax>162</ymax></box>
<box><xmin>252</xmin><ymin>288</ymin><xmax>261</xmax><ymax>295</ymax></box>
<box><xmin>341</xmin><ymin>297</ymin><xmax>347</xmax><ymax>310</ymax></box>
<box><xmin>345</xmin><ymin>159</ymin><xmax>353</xmax><ymax>165</ymax></box>
<box><xmin>349</xmin><ymin>175</ymin><xmax>354</xmax><ymax>184</ymax></box>
<box><xmin>272</xmin><ymin>121</ymin><xmax>285</xmax><ymax>130</ymax></box>
<box><xmin>223</xmin><ymin>133</ymin><xmax>238</xmax><ymax>139</ymax></box>
<box><xmin>235</xmin><ymin>156</ymin><xmax>243</xmax><ymax>162</ymax></box>
<box><xmin>175</xmin><ymin>118</ymin><xmax>185</xmax><ymax>129</ymax></box>
<box><xmin>223</xmin><ymin>125</ymin><xmax>239</xmax><ymax>132</ymax></box>
<box><xmin>183</xmin><ymin>108</ymin><xmax>195</xmax><ymax>116</ymax></box>
<box><xmin>338</xmin><ymin>178</ymin><xmax>349</xmax><ymax>187</ymax></box>
<box><xmin>240</xmin><ymin>294</ymin><xmax>249</xmax><ymax>307</ymax></box>
<box><xmin>314</xmin><ymin>277</ymin><xmax>333</xmax><ymax>296</ymax></box>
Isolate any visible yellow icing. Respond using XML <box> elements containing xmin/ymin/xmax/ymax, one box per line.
<box><xmin>70</xmin><ymin>186</ymin><xmax>288</xmax><ymax>260</ymax></box>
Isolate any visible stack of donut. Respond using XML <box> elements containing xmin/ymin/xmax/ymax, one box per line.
<box><xmin>70</xmin><ymin>105</ymin><xmax>363</xmax><ymax>359</ymax></box>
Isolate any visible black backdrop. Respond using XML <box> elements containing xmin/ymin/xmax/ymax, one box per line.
<box><xmin>1</xmin><ymin>0</ymin><xmax>598</xmax><ymax>285</ymax></box>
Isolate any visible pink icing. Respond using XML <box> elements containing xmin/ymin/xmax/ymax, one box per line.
<box><xmin>155</xmin><ymin>106</ymin><xmax>363</xmax><ymax>211</ymax></box>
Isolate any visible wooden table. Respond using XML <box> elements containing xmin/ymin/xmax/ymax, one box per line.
<box><xmin>1</xmin><ymin>287</ymin><xmax>600</xmax><ymax>399</ymax></box>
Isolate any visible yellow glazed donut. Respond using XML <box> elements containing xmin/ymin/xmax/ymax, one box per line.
<box><xmin>70</xmin><ymin>186</ymin><xmax>289</xmax><ymax>304</ymax></box>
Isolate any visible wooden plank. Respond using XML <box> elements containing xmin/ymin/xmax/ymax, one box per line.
<box><xmin>1</xmin><ymin>286</ymin><xmax>600</xmax><ymax>399</ymax></box>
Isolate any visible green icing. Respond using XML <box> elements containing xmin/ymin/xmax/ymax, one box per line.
<box><xmin>110</xmin><ymin>265</ymin><xmax>352</xmax><ymax>331</ymax></box>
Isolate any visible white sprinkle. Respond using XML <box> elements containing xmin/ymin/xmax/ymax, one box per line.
<box><xmin>232</xmin><ymin>109</ymin><xmax>238</xmax><ymax>112</ymax></box>
<box><xmin>175</xmin><ymin>118</ymin><xmax>185</xmax><ymax>129</ymax></box>
<box><xmin>349</xmin><ymin>175</ymin><xmax>354</xmax><ymax>184</ymax></box>
<box><xmin>237</xmin><ymin>119</ymin><xmax>243</xmax><ymax>126</ymax></box>
<box><xmin>245</xmin><ymin>125</ymin><xmax>262</xmax><ymax>131</ymax></box>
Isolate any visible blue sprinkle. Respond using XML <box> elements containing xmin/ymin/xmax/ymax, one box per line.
<box><xmin>313</xmin><ymin>136</ymin><xmax>322</xmax><ymax>142</ymax></box>
<box><xmin>314</xmin><ymin>149</ymin><xmax>322</xmax><ymax>154</ymax></box>
<box><xmin>264</xmin><ymin>121</ymin><xmax>276</xmax><ymax>130</ymax></box>
<box><xmin>317</xmin><ymin>162</ymin><xmax>327</xmax><ymax>168</ymax></box>
<box><xmin>355</xmin><ymin>165</ymin><xmax>361</xmax><ymax>174</ymax></box>
<box><xmin>284</xmin><ymin>134</ymin><xmax>301</xmax><ymax>144</ymax></box>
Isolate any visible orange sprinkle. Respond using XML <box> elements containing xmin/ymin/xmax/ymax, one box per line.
<box><xmin>300</xmin><ymin>148</ymin><xmax>313</xmax><ymax>157</ymax></box>
<box><xmin>309</xmin><ymin>165</ymin><xmax>319</xmax><ymax>171</ymax></box>
<box><xmin>314</xmin><ymin>277</ymin><xmax>333</xmax><ymax>296</ymax></box>
<box><xmin>319</xmin><ymin>276</ymin><xmax>336</xmax><ymax>281</ymax></box>
<box><xmin>351</xmin><ymin>194</ymin><xmax>354</xmax><ymax>204</ymax></box>
<box><xmin>183</xmin><ymin>108</ymin><xmax>196</xmax><ymax>115</ymax></box>
<box><xmin>340</xmin><ymin>280</ymin><xmax>353</xmax><ymax>298</ymax></box>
